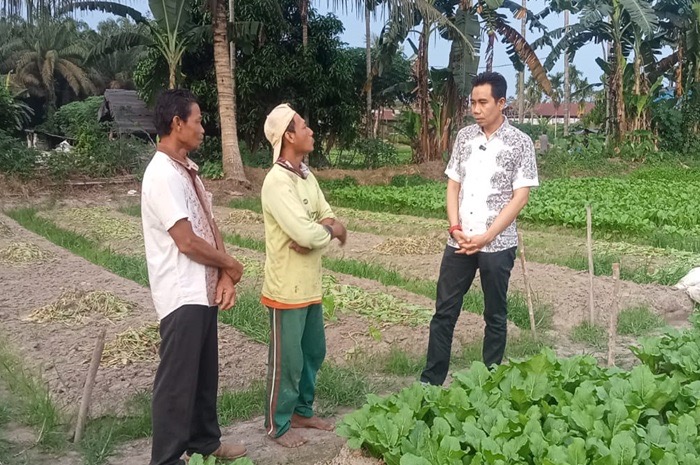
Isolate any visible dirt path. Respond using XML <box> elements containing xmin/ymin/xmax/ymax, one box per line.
<box><xmin>0</xmin><ymin>213</ymin><xmax>266</xmax><ymax>416</ymax></box>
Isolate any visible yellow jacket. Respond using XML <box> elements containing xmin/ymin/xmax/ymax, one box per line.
<box><xmin>260</xmin><ymin>164</ymin><xmax>335</xmax><ymax>308</ymax></box>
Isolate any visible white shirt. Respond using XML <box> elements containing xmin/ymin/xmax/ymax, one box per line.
<box><xmin>445</xmin><ymin>118</ymin><xmax>539</xmax><ymax>253</ymax></box>
<box><xmin>141</xmin><ymin>151</ymin><xmax>218</xmax><ymax>320</ymax></box>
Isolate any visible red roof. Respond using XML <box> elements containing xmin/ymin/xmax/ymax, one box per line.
<box><xmin>533</xmin><ymin>102</ymin><xmax>595</xmax><ymax>117</ymax></box>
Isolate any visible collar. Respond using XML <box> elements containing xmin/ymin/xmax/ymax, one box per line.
<box><xmin>276</xmin><ymin>157</ymin><xmax>310</xmax><ymax>179</ymax></box>
<box><xmin>159</xmin><ymin>150</ymin><xmax>199</xmax><ymax>173</ymax></box>
<box><xmin>479</xmin><ymin>115</ymin><xmax>510</xmax><ymax>140</ymax></box>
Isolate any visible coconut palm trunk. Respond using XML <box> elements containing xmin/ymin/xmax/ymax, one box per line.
<box><xmin>213</xmin><ymin>0</ymin><xmax>249</xmax><ymax>186</ymax></box>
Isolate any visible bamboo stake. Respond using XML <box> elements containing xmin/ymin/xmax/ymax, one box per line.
<box><xmin>518</xmin><ymin>232</ymin><xmax>537</xmax><ymax>338</ymax></box>
<box><xmin>74</xmin><ymin>329</ymin><xmax>106</xmax><ymax>443</ymax></box>
<box><xmin>607</xmin><ymin>264</ymin><xmax>621</xmax><ymax>367</ymax></box>
<box><xmin>587</xmin><ymin>205</ymin><xmax>595</xmax><ymax>323</ymax></box>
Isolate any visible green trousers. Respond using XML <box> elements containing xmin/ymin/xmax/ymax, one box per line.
<box><xmin>264</xmin><ymin>304</ymin><xmax>326</xmax><ymax>438</ymax></box>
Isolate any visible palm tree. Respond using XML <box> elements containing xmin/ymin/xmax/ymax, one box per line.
<box><xmin>67</xmin><ymin>0</ymin><xmax>197</xmax><ymax>89</ymax></box>
<box><xmin>0</xmin><ymin>18</ymin><xmax>95</xmax><ymax>111</ymax></box>
<box><xmin>212</xmin><ymin>0</ymin><xmax>249</xmax><ymax>186</ymax></box>
<box><xmin>548</xmin><ymin>71</ymin><xmax>564</xmax><ymax>137</ymax></box>
<box><xmin>537</xmin><ymin>0</ymin><xmax>659</xmax><ymax>142</ymax></box>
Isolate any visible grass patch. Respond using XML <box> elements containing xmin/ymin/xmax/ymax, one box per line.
<box><xmin>371</xmin><ymin>348</ymin><xmax>425</xmax><ymax>378</ymax></box>
<box><xmin>0</xmin><ymin>339</ymin><xmax>67</xmax><ymax>451</ymax></box>
<box><xmin>560</xmin><ymin>253</ymin><xmax>689</xmax><ymax>286</ymax></box>
<box><xmin>316</xmin><ymin>363</ymin><xmax>371</xmax><ymax>413</ymax></box>
<box><xmin>218</xmin><ymin>381</ymin><xmax>266</xmax><ymax>426</ymax></box>
<box><xmin>218</xmin><ymin>291</ymin><xmax>269</xmax><ymax>344</ymax></box>
<box><xmin>80</xmin><ymin>392</ymin><xmax>152</xmax><ymax>465</ymax></box>
<box><xmin>454</xmin><ymin>334</ymin><xmax>553</xmax><ymax>369</ymax></box>
<box><xmin>6</xmin><ymin>208</ymin><xmax>149</xmax><ymax>286</ymax></box>
<box><xmin>228</xmin><ymin>197</ymin><xmax>263</xmax><ymax>214</ymax></box>
<box><xmin>223</xmin><ymin>233</ymin><xmax>265</xmax><ymax>253</ymax></box>
<box><xmin>570</xmin><ymin>321</ymin><xmax>607</xmax><ymax>349</ymax></box>
<box><xmin>117</xmin><ymin>204</ymin><xmax>141</xmax><ymax>217</ymax></box>
<box><xmin>617</xmin><ymin>306</ymin><xmax>665</xmax><ymax>337</ymax></box>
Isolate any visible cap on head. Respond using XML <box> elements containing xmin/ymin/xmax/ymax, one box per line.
<box><xmin>264</xmin><ymin>103</ymin><xmax>297</xmax><ymax>162</ymax></box>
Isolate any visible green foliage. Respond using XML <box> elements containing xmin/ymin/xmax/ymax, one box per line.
<box><xmin>49</xmin><ymin>97</ymin><xmax>105</xmax><ymax>138</ymax></box>
<box><xmin>338</xmin><ymin>347</ymin><xmax>700</xmax><ymax>465</ymax></box>
<box><xmin>235</xmin><ymin>0</ymin><xmax>364</xmax><ymax>163</ymax></box>
<box><xmin>350</xmin><ymin>138</ymin><xmax>399</xmax><ymax>169</ymax></box>
<box><xmin>0</xmin><ymin>130</ymin><xmax>39</xmax><ymax>179</ymax></box>
<box><xmin>188</xmin><ymin>453</ymin><xmax>254</xmax><ymax>465</ymax></box>
<box><xmin>217</xmin><ymin>382</ymin><xmax>266</xmax><ymax>426</ymax></box>
<box><xmin>617</xmin><ymin>306</ymin><xmax>665</xmax><ymax>337</ymax></box>
<box><xmin>199</xmin><ymin>160</ymin><xmax>224</xmax><ymax>180</ymax></box>
<box><xmin>389</xmin><ymin>174</ymin><xmax>435</xmax><ymax>187</ymax></box>
<box><xmin>570</xmin><ymin>321</ymin><xmax>607</xmax><ymax>349</ymax></box>
<box><xmin>0</xmin><ymin>83</ymin><xmax>33</xmax><ymax>131</ymax></box>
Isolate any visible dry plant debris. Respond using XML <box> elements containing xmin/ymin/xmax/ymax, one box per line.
<box><xmin>26</xmin><ymin>290</ymin><xmax>135</xmax><ymax>324</ymax></box>
<box><xmin>0</xmin><ymin>242</ymin><xmax>53</xmax><ymax>265</ymax></box>
<box><xmin>322</xmin><ymin>275</ymin><xmax>432</xmax><ymax>326</ymax></box>
<box><xmin>102</xmin><ymin>323</ymin><xmax>160</xmax><ymax>367</ymax></box>
<box><xmin>220</xmin><ymin>210</ymin><xmax>264</xmax><ymax>227</ymax></box>
<box><xmin>54</xmin><ymin>207</ymin><xmax>141</xmax><ymax>241</ymax></box>
<box><xmin>0</xmin><ymin>220</ymin><xmax>12</xmax><ymax>237</ymax></box>
<box><xmin>373</xmin><ymin>236</ymin><xmax>445</xmax><ymax>255</ymax></box>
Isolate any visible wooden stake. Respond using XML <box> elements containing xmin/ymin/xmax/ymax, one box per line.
<box><xmin>586</xmin><ymin>205</ymin><xmax>595</xmax><ymax>323</ymax></box>
<box><xmin>607</xmin><ymin>264</ymin><xmax>621</xmax><ymax>367</ymax></box>
<box><xmin>74</xmin><ymin>329</ymin><xmax>106</xmax><ymax>443</ymax></box>
<box><xmin>518</xmin><ymin>232</ymin><xmax>537</xmax><ymax>338</ymax></box>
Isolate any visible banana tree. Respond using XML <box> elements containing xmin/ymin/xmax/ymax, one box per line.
<box><xmin>535</xmin><ymin>0</ymin><xmax>659</xmax><ymax>142</ymax></box>
<box><xmin>65</xmin><ymin>0</ymin><xmax>199</xmax><ymax>89</ymax></box>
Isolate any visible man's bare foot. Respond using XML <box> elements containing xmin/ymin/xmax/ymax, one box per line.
<box><xmin>271</xmin><ymin>429</ymin><xmax>307</xmax><ymax>448</ymax></box>
<box><xmin>291</xmin><ymin>413</ymin><xmax>335</xmax><ymax>431</ymax></box>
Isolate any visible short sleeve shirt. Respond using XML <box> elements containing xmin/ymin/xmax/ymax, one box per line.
<box><xmin>445</xmin><ymin>118</ymin><xmax>539</xmax><ymax>253</ymax></box>
<box><xmin>141</xmin><ymin>151</ymin><xmax>218</xmax><ymax>320</ymax></box>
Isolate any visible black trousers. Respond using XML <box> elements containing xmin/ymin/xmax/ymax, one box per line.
<box><xmin>421</xmin><ymin>246</ymin><xmax>516</xmax><ymax>386</ymax></box>
<box><xmin>150</xmin><ymin>305</ymin><xmax>221</xmax><ymax>465</ymax></box>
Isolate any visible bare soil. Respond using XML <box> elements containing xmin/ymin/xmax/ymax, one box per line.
<box><xmin>0</xmin><ymin>213</ymin><xmax>267</xmax><ymax>417</ymax></box>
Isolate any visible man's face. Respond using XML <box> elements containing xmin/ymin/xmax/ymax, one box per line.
<box><xmin>174</xmin><ymin>103</ymin><xmax>205</xmax><ymax>151</ymax></box>
<box><xmin>287</xmin><ymin>113</ymin><xmax>314</xmax><ymax>154</ymax></box>
<box><xmin>470</xmin><ymin>84</ymin><xmax>505</xmax><ymax>128</ymax></box>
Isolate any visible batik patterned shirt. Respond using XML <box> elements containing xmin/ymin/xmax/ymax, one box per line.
<box><xmin>445</xmin><ymin>117</ymin><xmax>539</xmax><ymax>253</ymax></box>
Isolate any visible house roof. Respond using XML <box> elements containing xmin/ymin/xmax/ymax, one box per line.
<box><xmin>504</xmin><ymin>102</ymin><xmax>596</xmax><ymax>118</ymax></box>
<box><xmin>533</xmin><ymin>102</ymin><xmax>595</xmax><ymax>117</ymax></box>
<box><xmin>98</xmin><ymin>89</ymin><xmax>156</xmax><ymax>135</ymax></box>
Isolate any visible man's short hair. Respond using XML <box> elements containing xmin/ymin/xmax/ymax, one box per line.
<box><xmin>153</xmin><ymin>89</ymin><xmax>199</xmax><ymax>137</ymax></box>
<box><xmin>471</xmin><ymin>72</ymin><xmax>507</xmax><ymax>101</ymax></box>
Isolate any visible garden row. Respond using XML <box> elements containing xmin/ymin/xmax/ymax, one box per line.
<box><xmin>323</xmin><ymin>170</ymin><xmax>700</xmax><ymax>252</ymax></box>
<box><xmin>339</xmin><ymin>316</ymin><xmax>700</xmax><ymax>465</ymax></box>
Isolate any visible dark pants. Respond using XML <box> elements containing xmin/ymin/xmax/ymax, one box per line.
<box><xmin>421</xmin><ymin>246</ymin><xmax>516</xmax><ymax>385</ymax></box>
<box><xmin>150</xmin><ymin>305</ymin><xmax>221</xmax><ymax>465</ymax></box>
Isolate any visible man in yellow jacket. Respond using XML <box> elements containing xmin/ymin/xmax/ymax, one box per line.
<box><xmin>261</xmin><ymin>103</ymin><xmax>347</xmax><ymax>448</ymax></box>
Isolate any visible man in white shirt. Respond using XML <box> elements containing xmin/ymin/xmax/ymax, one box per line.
<box><xmin>421</xmin><ymin>72</ymin><xmax>539</xmax><ymax>385</ymax></box>
<box><xmin>141</xmin><ymin>89</ymin><xmax>246</xmax><ymax>465</ymax></box>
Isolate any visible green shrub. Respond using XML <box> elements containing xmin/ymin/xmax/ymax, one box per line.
<box><xmin>49</xmin><ymin>97</ymin><xmax>105</xmax><ymax>138</ymax></box>
<box><xmin>352</xmin><ymin>137</ymin><xmax>398</xmax><ymax>169</ymax></box>
<box><xmin>0</xmin><ymin>130</ymin><xmax>39</xmax><ymax>179</ymax></box>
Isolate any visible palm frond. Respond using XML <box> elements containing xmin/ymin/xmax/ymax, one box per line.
<box><xmin>59</xmin><ymin>1</ymin><xmax>148</xmax><ymax>24</ymax></box>
<box><xmin>496</xmin><ymin>19</ymin><xmax>553</xmax><ymax>96</ymax></box>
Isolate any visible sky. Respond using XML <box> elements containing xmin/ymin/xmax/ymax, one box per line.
<box><xmin>78</xmin><ymin>0</ymin><xmax>607</xmax><ymax>97</ymax></box>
